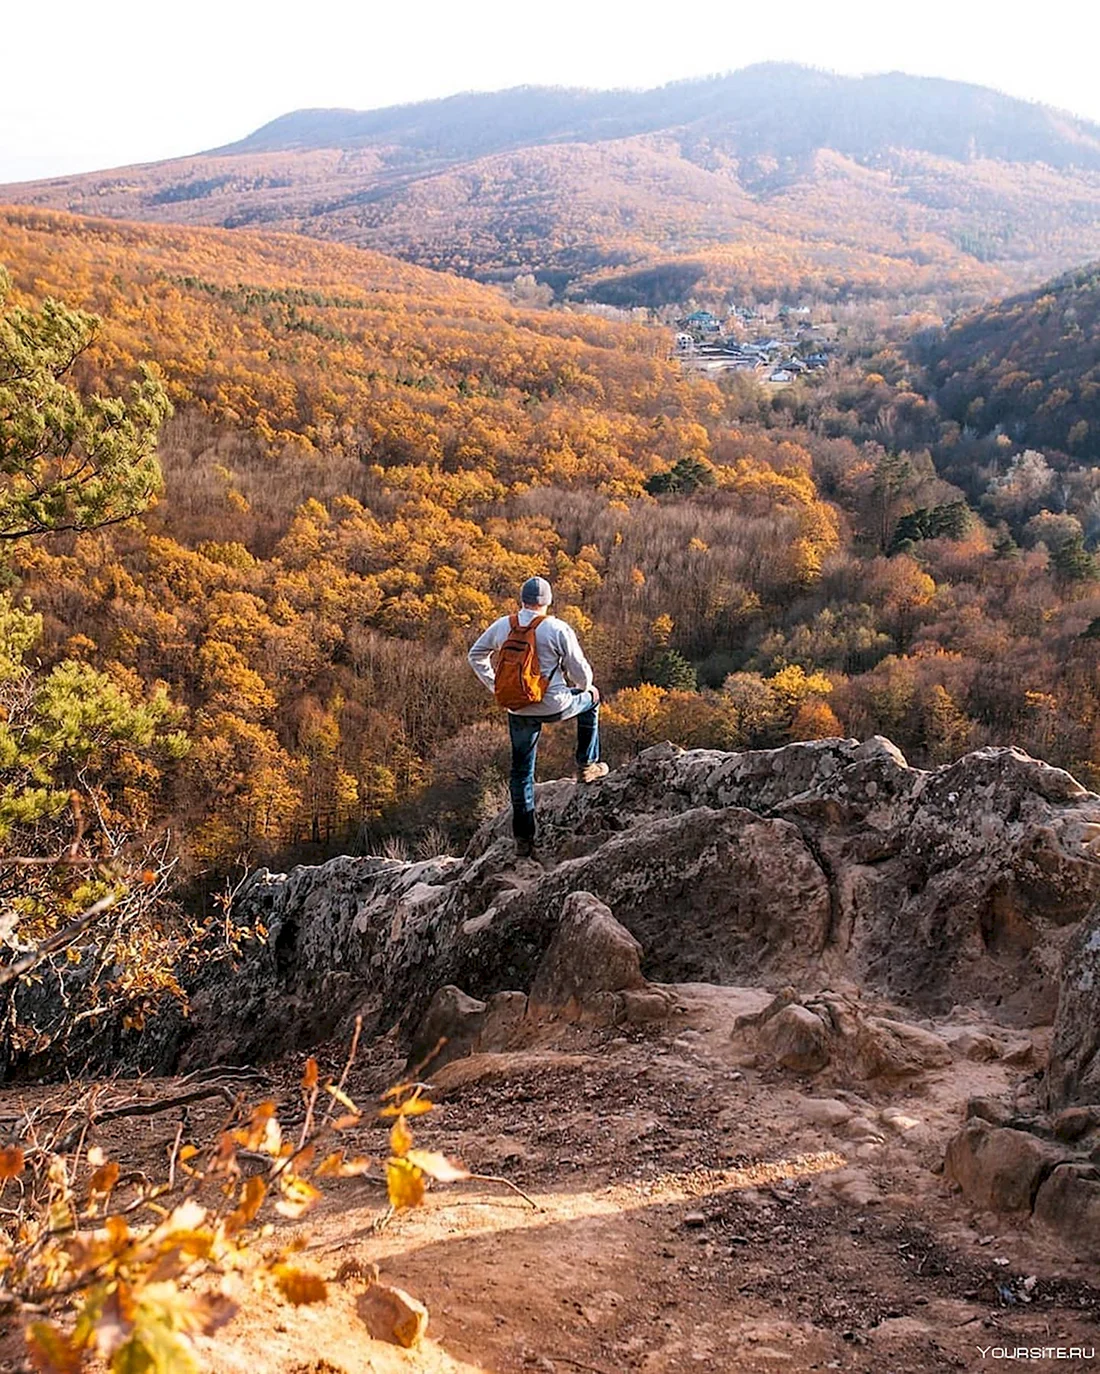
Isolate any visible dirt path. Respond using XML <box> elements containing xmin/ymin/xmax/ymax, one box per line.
<box><xmin>2</xmin><ymin>985</ymin><xmax>1097</xmax><ymax>1373</ymax></box>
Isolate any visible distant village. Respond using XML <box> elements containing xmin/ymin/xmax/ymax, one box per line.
<box><xmin>671</xmin><ymin>305</ymin><xmax>836</xmax><ymax>383</ymax></box>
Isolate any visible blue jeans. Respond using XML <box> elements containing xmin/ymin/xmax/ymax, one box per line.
<box><xmin>508</xmin><ymin>691</ymin><xmax>600</xmax><ymax>840</ymax></box>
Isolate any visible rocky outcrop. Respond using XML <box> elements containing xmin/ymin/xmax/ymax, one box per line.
<box><xmin>102</xmin><ymin>737</ymin><xmax>1100</xmax><ymax>1072</ymax></box>
<box><xmin>1047</xmin><ymin>903</ymin><xmax>1100</xmax><ymax>1106</ymax></box>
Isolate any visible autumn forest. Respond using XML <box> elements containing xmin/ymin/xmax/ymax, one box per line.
<box><xmin>0</xmin><ymin>57</ymin><xmax>1099</xmax><ymax>1072</ymax></box>
<box><xmin>3</xmin><ymin>50</ymin><xmax>1100</xmax><ymax>1369</ymax></box>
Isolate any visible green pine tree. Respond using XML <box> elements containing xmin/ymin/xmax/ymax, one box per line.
<box><xmin>1050</xmin><ymin>533</ymin><xmax>1098</xmax><ymax>585</ymax></box>
<box><xmin>0</xmin><ymin>267</ymin><xmax>170</xmax><ymax>540</ymax></box>
<box><xmin>644</xmin><ymin>648</ymin><xmax>699</xmax><ymax>691</ymax></box>
<box><xmin>0</xmin><ymin>270</ymin><xmax>185</xmax><ymax>1060</ymax></box>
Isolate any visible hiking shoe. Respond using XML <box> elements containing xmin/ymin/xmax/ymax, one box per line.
<box><xmin>578</xmin><ymin>761</ymin><xmax>610</xmax><ymax>783</ymax></box>
<box><xmin>515</xmin><ymin>837</ymin><xmax>537</xmax><ymax>860</ymax></box>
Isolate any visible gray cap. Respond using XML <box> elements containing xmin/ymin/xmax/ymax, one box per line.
<box><xmin>520</xmin><ymin>576</ymin><xmax>552</xmax><ymax>606</ymax></box>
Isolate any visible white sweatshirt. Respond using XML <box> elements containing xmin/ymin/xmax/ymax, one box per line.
<box><xmin>468</xmin><ymin>609</ymin><xmax>594</xmax><ymax>717</ymax></box>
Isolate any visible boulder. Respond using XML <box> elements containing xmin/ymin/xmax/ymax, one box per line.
<box><xmin>1002</xmin><ymin>1039</ymin><xmax>1037</xmax><ymax>1067</ymax></box>
<box><xmin>799</xmin><ymin>1097</ymin><xmax>853</xmax><ymax>1128</ymax></box>
<box><xmin>757</xmin><ymin>1005</ymin><xmax>831</xmax><ymax>1072</ymax></box>
<box><xmin>944</xmin><ymin>1119</ymin><xmax>1068</xmax><ymax>1213</ymax></box>
<box><xmin>478</xmin><ymin>991</ymin><xmax>528</xmax><ymax>1051</ymax></box>
<box><xmin>966</xmin><ymin>1096</ymin><xmax>1015</xmax><ymax>1128</ymax></box>
<box><xmin>941</xmin><ymin>1026</ymin><xmax>1001</xmax><ymax>1062</ymax></box>
<box><xmin>824</xmin><ymin>1167</ymin><xmax>882</xmax><ymax>1207</ymax></box>
<box><xmin>407</xmin><ymin>985</ymin><xmax>486</xmax><ymax>1075</ymax></box>
<box><xmin>528</xmin><ymin>891</ymin><xmax>648</xmax><ymax>1024</ymax></box>
<box><xmin>742</xmin><ymin>992</ymin><xmax>960</xmax><ymax>1083</ymax></box>
<box><xmin>621</xmin><ymin>987</ymin><xmax>678</xmax><ymax>1024</ymax></box>
<box><xmin>358</xmin><ymin>1282</ymin><xmax>429</xmax><ymax>1348</ymax></box>
<box><xmin>879</xmin><ymin>1107</ymin><xmax>921</xmax><ymax>1134</ymax></box>
<box><xmin>845</xmin><ymin>1114</ymin><xmax>885</xmax><ymax>1142</ymax></box>
<box><xmin>853</xmin><ymin>1017</ymin><xmax>954</xmax><ymax>1079</ymax></box>
<box><xmin>1052</xmin><ymin>1106</ymin><xmax>1095</xmax><ymax>1143</ymax></box>
<box><xmin>1033</xmin><ymin>1162</ymin><xmax>1100</xmax><ymax>1260</ymax></box>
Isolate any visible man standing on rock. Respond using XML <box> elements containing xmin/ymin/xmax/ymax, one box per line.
<box><xmin>468</xmin><ymin>577</ymin><xmax>609</xmax><ymax>858</ymax></box>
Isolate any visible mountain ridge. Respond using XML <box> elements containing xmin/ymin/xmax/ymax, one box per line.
<box><xmin>216</xmin><ymin>65</ymin><xmax>1100</xmax><ymax>169</ymax></box>
<box><xmin>4</xmin><ymin>64</ymin><xmax>1100</xmax><ymax>310</ymax></box>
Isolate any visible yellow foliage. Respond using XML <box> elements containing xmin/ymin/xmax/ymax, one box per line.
<box><xmin>386</xmin><ymin>1158</ymin><xmax>425</xmax><ymax>1211</ymax></box>
<box><xmin>791</xmin><ymin>698</ymin><xmax>843</xmax><ymax>740</ymax></box>
<box><xmin>769</xmin><ymin>664</ymin><xmax>834</xmax><ymax>706</ymax></box>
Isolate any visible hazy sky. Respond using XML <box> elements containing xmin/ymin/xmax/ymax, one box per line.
<box><xmin>4</xmin><ymin>0</ymin><xmax>1099</xmax><ymax>183</ymax></box>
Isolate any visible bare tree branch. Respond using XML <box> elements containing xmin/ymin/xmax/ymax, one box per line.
<box><xmin>0</xmin><ymin>893</ymin><xmax>117</xmax><ymax>988</ymax></box>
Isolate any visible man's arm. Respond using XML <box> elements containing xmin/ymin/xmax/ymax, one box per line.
<box><xmin>556</xmin><ymin>622</ymin><xmax>594</xmax><ymax>692</ymax></box>
<box><xmin>468</xmin><ymin>618</ymin><xmax>506</xmax><ymax>693</ymax></box>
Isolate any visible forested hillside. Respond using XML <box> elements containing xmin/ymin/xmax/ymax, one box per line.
<box><xmin>6</xmin><ymin>207</ymin><xmax>1100</xmax><ymax>900</ymax></box>
<box><xmin>222</xmin><ymin>67</ymin><xmax>1100</xmax><ymax>167</ymax></box>
<box><xmin>918</xmin><ymin>261</ymin><xmax>1100</xmax><ymax>462</ymax></box>
<box><xmin>4</xmin><ymin>66</ymin><xmax>1100</xmax><ymax>309</ymax></box>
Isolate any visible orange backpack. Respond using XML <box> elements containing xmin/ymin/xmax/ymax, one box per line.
<box><xmin>493</xmin><ymin>615</ymin><xmax>549</xmax><ymax>710</ymax></box>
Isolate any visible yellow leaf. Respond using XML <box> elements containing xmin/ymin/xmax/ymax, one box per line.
<box><xmin>338</xmin><ymin>1155</ymin><xmax>373</xmax><ymax>1177</ymax></box>
<box><xmin>316</xmin><ymin>1151</ymin><xmax>374</xmax><ymax>1178</ymax></box>
<box><xmin>233</xmin><ymin>1101</ymin><xmax>277</xmax><ymax>1151</ymax></box>
<box><xmin>87</xmin><ymin>1146</ymin><xmax>107</xmax><ymax>1168</ymax></box>
<box><xmin>138</xmin><ymin>1281</ymin><xmax>235</xmax><ymax>1336</ymax></box>
<box><xmin>186</xmin><ymin>1293</ymin><xmax>236</xmax><ymax>1336</ymax></box>
<box><xmin>144</xmin><ymin>1232</ymin><xmax>215</xmax><ymax>1286</ymax></box>
<box><xmin>210</xmin><ymin>1134</ymin><xmax>238</xmax><ymax>1177</ymax></box>
<box><xmin>25</xmin><ymin>1321</ymin><xmax>81</xmax><ymax>1374</ymax></box>
<box><xmin>0</xmin><ymin>1145</ymin><xmax>25</xmax><ymax>1180</ymax></box>
<box><xmin>301</xmin><ymin>1058</ymin><xmax>319</xmax><ymax>1091</ymax></box>
<box><xmin>96</xmin><ymin>1281</ymin><xmax>137</xmax><ymax>1361</ymax></box>
<box><xmin>90</xmin><ymin>1161</ymin><xmax>120</xmax><ymax>1195</ymax></box>
<box><xmin>48</xmin><ymin>1198</ymin><xmax>74</xmax><ymax>1233</ymax></box>
<box><xmin>332</xmin><ymin>1113</ymin><xmax>361</xmax><ymax>1130</ymax></box>
<box><xmin>386</xmin><ymin>1158</ymin><xmax>424</xmax><ymax>1210</ymax></box>
<box><xmin>389</xmin><ymin>1116</ymin><xmax>413</xmax><ymax>1158</ymax></box>
<box><xmin>314</xmin><ymin>1151</ymin><xmax>345</xmax><ymax>1177</ymax></box>
<box><xmin>71</xmin><ymin>1283</ymin><xmax>110</xmax><ymax>1353</ymax></box>
<box><xmin>113</xmin><ymin>1328</ymin><xmax>181</xmax><ymax>1374</ymax></box>
<box><xmin>105</xmin><ymin>1215</ymin><xmax>132</xmax><ymax>1251</ymax></box>
<box><xmin>379</xmin><ymin>1097</ymin><xmax>433</xmax><ymax>1118</ymax></box>
<box><xmin>258</xmin><ymin>1115</ymin><xmax>282</xmax><ymax>1156</ymax></box>
<box><xmin>273</xmin><ymin>1263</ymin><xmax>328</xmax><ymax>1305</ymax></box>
<box><xmin>323</xmin><ymin>1083</ymin><xmax>359</xmax><ymax>1115</ymax></box>
<box><xmin>160</xmin><ymin>1201</ymin><xmax>208</xmax><ymax>1235</ymax></box>
<box><xmin>274</xmin><ymin>1175</ymin><xmax>320</xmax><ymax>1220</ymax></box>
<box><xmin>225</xmin><ymin>1175</ymin><xmax>266</xmax><ymax>1234</ymax></box>
<box><xmin>405</xmin><ymin>1149</ymin><xmax>469</xmax><ymax>1183</ymax></box>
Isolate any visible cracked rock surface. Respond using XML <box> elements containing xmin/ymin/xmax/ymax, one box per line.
<box><xmin>141</xmin><ymin>736</ymin><xmax>1100</xmax><ymax>1077</ymax></box>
